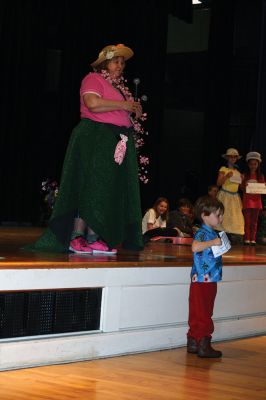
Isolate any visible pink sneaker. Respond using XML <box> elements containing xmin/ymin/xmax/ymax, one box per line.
<box><xmin>69</xmin><ymin>237</ymin><xmax>92</xmax><ymax>254</ymax></box>
<box><xmin>90</xmin><ymin>240</ymin><xmax>117</xmax><ymax>255</ymax></box>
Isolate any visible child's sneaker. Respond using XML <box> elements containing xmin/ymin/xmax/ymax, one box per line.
<box><xmin>69</xmin><ymin>237</ymin><xmax>93</xmax><ymax>254</ymax></box>
<box><xmin>90</xmin><ymin>240</ymin><xmax>117</xmax><ymax>255</ymax></box>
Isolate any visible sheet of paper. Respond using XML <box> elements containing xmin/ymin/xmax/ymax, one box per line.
<box><xmin>211</xmin><ymin>231</ymin><xmax>231</xmax><ymax>258</ymax></box>
<box><xmin>229</xmin><ymin>174</ymin><xmax>242</xmax><ymax>184</ymax></box>
<box><xmin>246</xmin><ymin>182</ymin><xmax>266</xmax><ymax>194</ymax></box>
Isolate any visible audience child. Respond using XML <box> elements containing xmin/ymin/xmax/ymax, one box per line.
<box><xmin>187</xmin><ymin>196</ymin><xmax>224</xmax><ymax>358</ymax></box>
<box><xmin>167</xmin><ymin>198</ymin><xmax>196</xmax><ymax>237</ymax></box>
<box><xmin>208</xmin><ymin>184</ymin><xmax>219</xmax><ymax>199</ymax></box>
<box><xmin>142</xmin><ymin>197</ymin><xmax>178</xmax><ymax>243</ymax></box>
<box><xmin>241</xmin><ymin>151</ymin><xmax>265</xmax><ymax>245</ymax></box>
<box><xmin>216</xmin><ymin>148</ymin><xmax>244</xmax><ymax>244</ymax></box>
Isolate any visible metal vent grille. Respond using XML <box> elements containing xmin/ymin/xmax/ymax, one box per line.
<box><xmin>0</xmin><ymin>288</ymin><xmax>102</xmax><ymax>339</ymax></box>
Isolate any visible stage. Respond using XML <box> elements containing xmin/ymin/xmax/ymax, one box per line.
<box><xmin>2</xmin><ymin>226</ymin><xmax>266</xmax><ymax>268</ymax></box>
<box><xmin>0</xmin><ymin>227</ymin><xmax>266</xmax><ymax>371</ymax></box>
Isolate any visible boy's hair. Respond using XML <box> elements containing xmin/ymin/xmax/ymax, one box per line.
<box><xmin>177</xmin><ymin>197</ymin><xmax>193</xmax><ymax>210</ymax></box>
<box><xmin>194</xmin><ymin>195</ymin><xmax>224</xmax><ymax>223</ymax></box>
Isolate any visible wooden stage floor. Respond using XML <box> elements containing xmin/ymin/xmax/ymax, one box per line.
<box><xmin>0</xmin><ymin>335</ymin><xmax>265</xmax><ymax>400</ymax></box>
<box><xmin>1</xmin><ymin>227</ymin><xmax>266</xmax><ymax>269</ymax></box>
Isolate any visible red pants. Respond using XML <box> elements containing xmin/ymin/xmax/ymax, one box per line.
<box><xmin>187</xmin><ymin>282</ymin><xmax>217</xmax><ymax>341</ymax></box>
<box><xmin>243</xmin><ymin>208</ymin><xmax>260</xmax><ymax>241</ymax></box>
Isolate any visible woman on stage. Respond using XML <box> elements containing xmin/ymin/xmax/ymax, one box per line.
<box><xmin>31</xmin><ymin>44</ymin><xmax>144</xmax><ymax>254</ymax></box>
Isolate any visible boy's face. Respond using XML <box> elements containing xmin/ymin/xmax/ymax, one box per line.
<box><xmin>180</xmin><ymin>206</ymin><xmax>191</xmax><ymax>215</ymax></box>
<box><xmin>202</xmin><ymin>209</ymin><xmax>223</xmax><ymax>229</ymax></box>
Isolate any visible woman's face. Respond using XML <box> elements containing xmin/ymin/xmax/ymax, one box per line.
<box><xmin>156</xmin><ymin>201</ymin><xmax>168</xmax><ymax>215</ymax></box>
<box><xmin>227</xmin><ymin>155</ymin><xmax>238</xmax><ymax>166</ymax></box>
<box><xmin>106</xmin><ymin>56</ymin><xmax>125</xmax><ymax>78</ymax></box>
<box><xmin>248</xmin><ymin>159</ymin><xmax>259</xmax><ymax>172</ymax></box>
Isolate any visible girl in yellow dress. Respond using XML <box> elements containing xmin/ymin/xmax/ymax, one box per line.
<box><xmin>216</xmin><ymin>148</ymin><xmax>244</xmax><ymax>243</ymax></box>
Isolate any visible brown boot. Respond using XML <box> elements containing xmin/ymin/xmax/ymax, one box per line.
<box><xmin>187</xmin><ymin>337</ymin><xmax>198</xmax><ymax>354</ymax></box>
<box><xmin>198</xmin><ymin>336</ymin><xmax>222</xmax><ymax>358</ymax></box>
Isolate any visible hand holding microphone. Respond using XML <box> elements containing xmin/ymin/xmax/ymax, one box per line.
<box><xmin>123</xmin><ymin>100</ymin><xmax>142</xmax><ymax>119</ymax></box>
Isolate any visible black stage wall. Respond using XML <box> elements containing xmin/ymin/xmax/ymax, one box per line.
<box><xmin>201</xmin><ymin>0</ymin><xmax>266</xmax><ymax>191</ymax></box>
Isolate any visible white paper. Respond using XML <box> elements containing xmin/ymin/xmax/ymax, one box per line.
<box><xmin>246</xmin><ymin>182</ymin><xmax>266</xmax><ymax>194</ymax></box>
<box><xmin>211</xmin><ymin>231</ymin><xmax>231</xmax><ymax>258</ymax></box>
<box><xmin>229</xmin><ymin>174</ymin><xmax>242</xmax><ymax>184</ymax></box>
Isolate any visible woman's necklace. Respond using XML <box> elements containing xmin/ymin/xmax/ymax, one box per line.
<box><xmin>100</xmin><ymin>70</ymin><xmax>149</xmax><ymax>184</ymax></box>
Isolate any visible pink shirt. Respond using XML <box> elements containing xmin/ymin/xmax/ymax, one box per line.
<box><xmin>80</xmin><ymin>72</ymin><xmax>132</xmax><ymax>128</ymax></box>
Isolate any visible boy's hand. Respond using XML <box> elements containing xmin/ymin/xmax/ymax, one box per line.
<box><xmin>213</xmin><ymin>237</ymin><xmax>222</xmax><ymax>246</ymax></box>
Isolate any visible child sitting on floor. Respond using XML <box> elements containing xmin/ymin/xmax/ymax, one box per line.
<box><xmin>142</xmin><ymin>197</ymin><xmax>178</xmax><ymax>243</ymax></box>
<box><xmin>167</xmin><ymin>198</ymin><xmax>198</xmax><ymax>237</ymax></box>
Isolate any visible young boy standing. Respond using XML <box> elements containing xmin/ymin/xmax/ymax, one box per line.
<box><xmin>187</xmin><ymin>196</ymin><xmax>225</xmax><ymax>358</ymax></box>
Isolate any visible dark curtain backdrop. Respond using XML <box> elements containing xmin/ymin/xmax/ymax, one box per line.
<box><xmin>202</xmin><ymin>0</ymin><xmax>266</xmax><ymax>189</ymax></box>
<box><xmin>201</xmin><ymin>0</ymin><xmax>236</xmax><ymax>188</ymax></box>
<box><xmin>0</xmin><ymin>0</ymin><xmax>192</xmax><ymax>223</ymax></box>
<box><xmin>254</xmin><ymin>0</ymin><xmax>266</xmax><ymax>157</ymax></box>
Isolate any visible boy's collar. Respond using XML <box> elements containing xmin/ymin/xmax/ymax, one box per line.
<box><xmin>202</xmin><ymin>223</ymin><xmax>215</xmax><ymax>232</ymax></box>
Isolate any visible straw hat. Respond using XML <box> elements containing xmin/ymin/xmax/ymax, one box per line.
<box><xmin>91</xmin><ymin>44</ymin><xmax>134</xmax><ymax>68</ymax></box>
<box><xmin>246</xmin><ymin>151</ymin><xmax>262</xmax><ymax>162</ymax></box>
<box><xmin>222</xmin><ymin>148</ymin><xmax>242</xmax><ymax>160</ymax></box>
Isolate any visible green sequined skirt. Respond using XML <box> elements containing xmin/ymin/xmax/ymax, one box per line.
<box><xmin>31</xmin><ymin>119</ymin><xmax>143</xmax><ymax>252</ymax></box>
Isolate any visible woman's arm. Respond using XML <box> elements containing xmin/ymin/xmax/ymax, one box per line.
<box><xmin>239</xmin><ymin>174</ymin><xmax>246</xmax><ymax>191</ymax></box>
<box><xmin>83</xmin><ymin>93</ymin><xmax>142</xmax><ymax>117</ymax></box>
<box><xmin>216</xmin><ymin>171</ymin><xmax>233</xmax><ymax>187</ymax></box>
<box><xmin>192</xmin><ymin>237</ymin><xmax>222</xmax><ymax>253</ymax></box>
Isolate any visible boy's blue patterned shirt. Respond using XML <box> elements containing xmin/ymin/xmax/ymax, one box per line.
<box><xmin>191</xmin><ymin>224</ymin><xmax>223</xmax><ymax>283</ymax></box>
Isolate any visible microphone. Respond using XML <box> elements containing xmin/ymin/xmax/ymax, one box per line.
<box><xmin>133</xmin><ymin>78</ymin><xmax>140</xmax><ymax>101</ymax></box>
<box><xmin>133</xmin><ymin>78</ymin><xmax>140</xmax><ymax>85</ymax></box>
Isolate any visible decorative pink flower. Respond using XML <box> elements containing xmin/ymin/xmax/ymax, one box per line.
<box><xmin>101</xmin><ymin>70</ymin><xmax>150</xmax><ymax>184</ymax></box>
<box><xmin>139</xmin><ymin>156</ymin><xmax>149</xmax><ymax>165</ymax></box>
<box><xmin>114</xmin><ymin>135</ymin><xmax>128</xmax><ymax>165</ymax></box>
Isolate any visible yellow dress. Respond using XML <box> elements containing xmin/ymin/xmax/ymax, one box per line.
<box><xmin>217</xmin><ymin>166</ymin><xmax>244</xmax><ymax>235</ymax></box>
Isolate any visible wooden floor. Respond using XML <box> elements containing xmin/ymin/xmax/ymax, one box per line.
<box><xmin>0</xmin><ymin>336</ymin><xmax>264</xmax><ymax>399</ymax></box>
<box><xmin>1</xmin><ymin>226</ymin><xmax>266</xmax><ymax>269</ymax></box>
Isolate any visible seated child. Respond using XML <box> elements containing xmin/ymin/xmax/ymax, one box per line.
<box><xmin>208</xmin><ymin>184</ymin><xmax>219</xmax><ymax>199</ymax></box>
<box><xmin>142</xmin><ymin>197</ymin><xmax>178</xmax><ymax>243</ymax></box>
<box><xmin>167</xmin><ymin>198</ymin><xmax>197</xmax><ymax>237</ymax></box>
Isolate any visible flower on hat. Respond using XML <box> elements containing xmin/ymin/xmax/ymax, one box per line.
<box><xmin>222</xmin><ymin>148</ymin><xmax>241</xmax><ymax>159</ymax></box>
<box><xmin>105</xmin><ymin>50</ymin><xmax>115</xmax><ymax>60</ymax></box>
